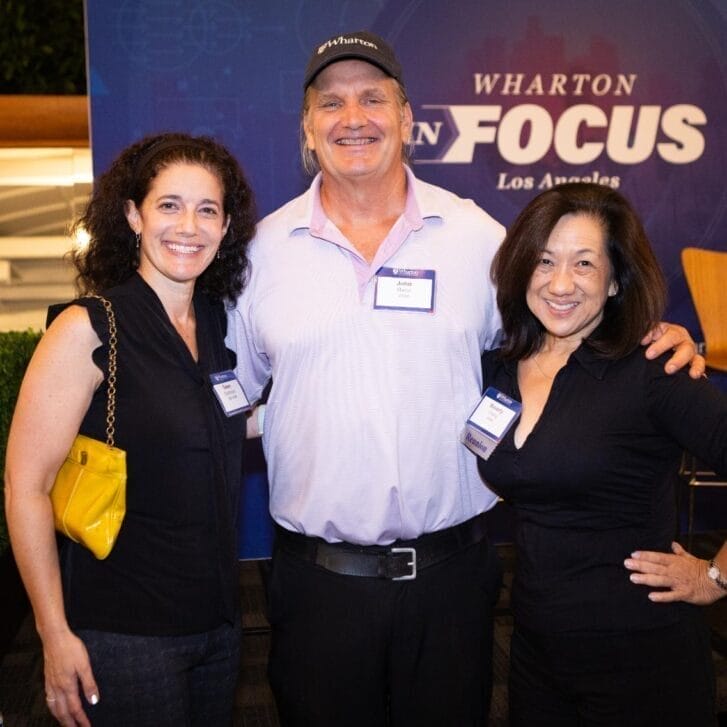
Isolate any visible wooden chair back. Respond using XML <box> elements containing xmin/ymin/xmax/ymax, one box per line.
<box><xmin>681</xmin><ymin>247</ymin><xmax>727</xmax><ymax>372</ymax></box>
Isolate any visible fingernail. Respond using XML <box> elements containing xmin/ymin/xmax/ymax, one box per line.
<box><xmin>90</xmin><ymin>694</ymin><xmax>99</xmax><ymax>705</ymax></box>
<box><xmin>666</xmin><ymin>364</ymin><xmax>676</xmax><ymax>373</ymax></box>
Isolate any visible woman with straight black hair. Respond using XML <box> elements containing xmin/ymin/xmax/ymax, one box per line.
<box><xmin>476</xmin><ymin>182</ymin><xmax>727</xmax><ymax>726</ymax></box>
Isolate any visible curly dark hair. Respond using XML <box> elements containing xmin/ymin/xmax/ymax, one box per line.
<box><xmin>491</xmin><ymin>182</ymin><xmax>667</xmax><ymax>360</ymax></box>
<box><xmin>71</xmin><ymin>132</ymin><xmax>256</xmax><ymax>303</ymax></box>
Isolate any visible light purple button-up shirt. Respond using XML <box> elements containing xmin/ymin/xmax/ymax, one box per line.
<box><xmin>229</xmin><ymin>167</ymin><xmax>504</xmax><ymax>545</ymax></box>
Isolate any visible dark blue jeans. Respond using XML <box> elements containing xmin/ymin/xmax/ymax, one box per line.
<box><xmin>76</xmin><ymin>620</ymin><xmax>241</xmax><ymax>726</ymax></box>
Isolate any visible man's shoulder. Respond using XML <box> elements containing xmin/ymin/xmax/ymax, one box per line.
<box><xmin>256</xmin><ymin>188</ymin><xmax>311</xmax><ymax>237</ymax></box>
<box><xmin>412</xmin><ymin>174</ymin><xmax>504</xmax><ymax>235</ymax></box>
<box><xmin>245</xmin><ymin>187</ymin><xmax>313</xmax><ymax>265</ymax></box>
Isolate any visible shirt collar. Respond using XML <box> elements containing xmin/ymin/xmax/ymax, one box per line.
<box><xmin>402</xmin><ymin>166</ymin><xmax>425</xmax><ymax>231</ymax></box>
<box><xmin>291</xmin><ymin>166</ymin><xmax>442</xmax><ymax>239</ymax></box>
<box><xmin>407</xmin><ymin>165</ymin><xmax>447</xmax><ymax>223</ymax></box>
<box><xmin>571</xmin><ymin>343</ymin><xmax>611</xmax><ymax>380</ymax></box>
<box><xmin>499</xmin><ymin>341</ymin><xmax>611</xmax><ymax>380</ymax></box>
<box><xmin>308</xmin><ymin>174</ymin><xmax>327</xmax><ymax>236</ymax></box>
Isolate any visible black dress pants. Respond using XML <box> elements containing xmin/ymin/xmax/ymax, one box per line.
<box><xmin>266</xmin><ymin>534</ymin><xmax>502</xmax><ymax>727</ymax></box>
<box><xmin>509</xmin><ymin>610</ymin><xmax>716</xmax><ymax>727</ymax></box>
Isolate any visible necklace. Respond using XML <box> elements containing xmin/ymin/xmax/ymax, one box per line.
<box><xmin>532</xmin><ymin>353</ymin><xmax>555</xmax><ymax>380</ymax></box>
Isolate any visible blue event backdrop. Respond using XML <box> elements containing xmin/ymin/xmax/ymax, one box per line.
<box><xmin>85</xmin><ymin>0</ymin><xmax>727</xmax><ymax>556</ymax></box>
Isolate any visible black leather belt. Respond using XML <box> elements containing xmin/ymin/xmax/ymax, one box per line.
<box><xmin>274</xmin><ymin>513</ymin><xmax>488</xmax><ymax>580</ymax></box>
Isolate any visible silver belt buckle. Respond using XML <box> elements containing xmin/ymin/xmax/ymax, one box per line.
<box><xmin>391</xmin><ymin>546</ymin><xmax>417</xmax><ymax>580</ymax></box>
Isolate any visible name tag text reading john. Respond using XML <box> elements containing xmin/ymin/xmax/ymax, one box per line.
<box><xmin>374</xmin><ymin>267</ymin><xmax>435</xmax><ymax>312</ymax></box>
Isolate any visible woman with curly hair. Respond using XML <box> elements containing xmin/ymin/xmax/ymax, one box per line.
<box><xmin>5</xmin><ymin>132</ymin><xmax>257</xmax><ymax>726</ymax></box>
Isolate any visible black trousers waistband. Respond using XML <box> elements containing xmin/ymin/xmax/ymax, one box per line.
<box><xmin>274</xmin><ymin>513</ymin><xmax>489</xmax><ymax>580</ymax></box>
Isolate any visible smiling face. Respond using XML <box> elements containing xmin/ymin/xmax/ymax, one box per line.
<box><xmin>526</xmin><ymin>213</ymin><xmax>618</xmax><ymax>350</ymax></box>
<box><xmin>125</xmin><ymin>162</ymin><xmax>229</xmax><ymax>290</ymax></box>
<box><xmin>303</xmin><ymin>59</ymin><xmax>413</xmax><ymax>185</ymax></box>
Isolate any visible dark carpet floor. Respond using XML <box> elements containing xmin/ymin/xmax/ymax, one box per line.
<box><xmin>2</xmin><ymin>535</ymin><xmax>727</xmax><ymax>726</ymax></box>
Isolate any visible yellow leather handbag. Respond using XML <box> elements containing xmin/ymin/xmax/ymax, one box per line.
<box><xmin>50</xmin><ymin>295</ymin><xmax>127</xmax><ymax>560</ymax></box>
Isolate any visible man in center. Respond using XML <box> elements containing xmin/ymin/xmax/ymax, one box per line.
<box><xmin>229</xmin><ymin>31</ymin><xmax>699</xmax><ymax>726</ymax></box>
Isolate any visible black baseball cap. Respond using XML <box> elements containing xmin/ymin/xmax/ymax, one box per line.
<box><xmin>303</xmin><ymin>31</ymin><xmax>404</xmax><ymax>89</ymax></box>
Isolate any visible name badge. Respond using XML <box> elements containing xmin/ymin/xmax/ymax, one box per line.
<box><xmin>461</xmin><ymin>387</ymin><xmax>522</xmax><ymax>460</ymax></box>
<box><xmin>209</xmin><ymin>370</ymin><xmax>251</xmax><ymax>417</ymax></box>
<box><xmin>374</xmin><ymin>267</ymin><xmax>435</xmax><ymax>312</ymax></box>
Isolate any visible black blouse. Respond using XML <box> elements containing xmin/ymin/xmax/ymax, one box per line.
<box><xmin>48</xmin><ymin>274</ymin><xmax>245</xmax><ymax>636</ymax></box>
<box><xmin>477</xmin><ymin>344</ymin><xmax>727</xmax><ymax>634</ymax></box>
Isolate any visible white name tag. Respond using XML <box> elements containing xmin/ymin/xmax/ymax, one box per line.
<box><xmin>209</xmin><ymin>370</ymin><xmax>251</xmax><ymax>417</ymax></box>
<box><xmin>461</xmin><ymin>386</ymin><xmax>522</xmax><ymax>460</ymax></box>
<box><xmin>374</xmin><ymin>267</ymin><xmax>435</xmax><ymax>312</ymax></box>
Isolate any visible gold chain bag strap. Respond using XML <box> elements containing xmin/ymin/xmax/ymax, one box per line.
<box><xmin>50</xmin><ymin>295</ymin><xmax>127</xmax><ymax>559</ymax></box>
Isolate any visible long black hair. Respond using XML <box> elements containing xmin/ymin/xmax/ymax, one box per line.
<box><xmin>491</xmin><ymin>182</ymin><xmax>667</xmax><ymax>360</ymax></box>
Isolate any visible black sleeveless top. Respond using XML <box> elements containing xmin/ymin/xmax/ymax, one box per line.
<box><xmin>48</xmin><ymin>274</ymin><xmax>245</xmax><ymax>636</ymax></box>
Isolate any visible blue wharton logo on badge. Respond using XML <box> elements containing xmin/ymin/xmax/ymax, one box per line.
<box><xmin>494</xmin><ymin>390</ymin><xmax>516</xmax><ymax>406</ymax></box>
<box><xmin>391</xmin><ymin>268</ymin><xmax>426</xmax><ymax>278</ymax></box>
